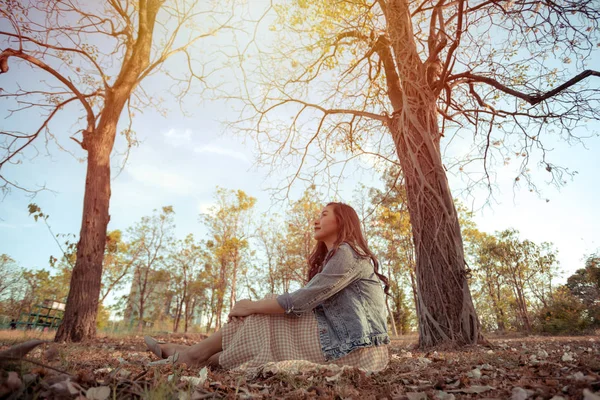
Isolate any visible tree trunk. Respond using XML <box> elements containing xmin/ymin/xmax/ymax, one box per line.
<box><xmin>487</xmin><ymin>280</ymin><xmax>505</xmax><ymax>332</ymax></box>
<box><xmin>383</xmin><ymin>0</ymin><xmax>481</xmax><ymax>348</ymax></box>
<box><xmin>55</xmin><ymin>134</ymin><xmax>112</xmax><ymax>342</ymax></box>
<box><xmin>386</xmin><ymin>297</ymin><xmax>399</xmax><ymax>337</ymax></box>
<box><xmin>389</xmin><ymin>95</ymin><xmax>480</xmax><ymax>348</ymax></box>
<box><xmin>137</xmin><ymin>300</ymin><xmax>145</xmax><ymax>332</ymax></box>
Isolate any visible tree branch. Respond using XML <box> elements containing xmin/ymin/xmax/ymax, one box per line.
<box><xmin>0</xmin><ymin>49</ymin><xmax>96</xmax><ymax>130</ymax></box>
<box><xmin>449</xmin><ymin>70</ymin><xmax>600</xmax><ymax>105</ymax></box>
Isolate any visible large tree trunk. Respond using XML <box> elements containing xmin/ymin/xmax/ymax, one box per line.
<box><xmin>54</xmin><ymin>0</ymin><xmax>160</xmax><ymax>342</ymax></box>
<box><xmin>55</xmin><ymin>131</ymin><xmax>112</xmax><ymax>342</ymax></box>
<box><xmin>390</xmin><ymin>107</ymin><xmax>480</xmax><ymax>348</ymax></box>
<box><xmin>383</xmin><ymin>0</ymin><xmax>481</xmax><ymax>348</ymax></box>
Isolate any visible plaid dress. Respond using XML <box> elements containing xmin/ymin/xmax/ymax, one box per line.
<box><xmin>219</xmin><ymin>311</ymin><xmax>389</xmax><ymax>372</ymax></box>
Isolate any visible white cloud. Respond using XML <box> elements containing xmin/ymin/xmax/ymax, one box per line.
<box><xmin>194</xmin><ymin>144</ymin><xmax>249</xmax><ymax>163</ymax></box>
<box><xmin>164</xmin><ymin>128</ymin><xmax>192</xmax><ymax>147</ymax></box>
<box><xmin>127</xmin><ymin>164</ymin><xmax>194</xmax><ymax>195</ymax></box>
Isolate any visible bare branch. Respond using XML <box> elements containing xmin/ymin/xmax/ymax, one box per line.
<box><xmin>0</xmin><ymin>49</ymin><xmax>96</xmax><ymax>130</ymax></box>
<box><xmin>450</xmin><ymin>70</ymin><xmax>600</xmax><ymax>105</ymax></box>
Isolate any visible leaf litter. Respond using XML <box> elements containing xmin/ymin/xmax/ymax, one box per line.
<box><xmin>0</xmin><ymin>333</ymin><xmax>599</xmax><ymax>399</ymax></box>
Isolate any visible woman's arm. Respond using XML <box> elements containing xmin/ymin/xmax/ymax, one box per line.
<box><xmin>277</xmin><ymin>244</ymin><xmax>362</xmax><ymax>316</ymax></box>
<box><xmin>228</xmin><ymin>298</ymin><xmax>285</xmax><ymax>318</ymax></box>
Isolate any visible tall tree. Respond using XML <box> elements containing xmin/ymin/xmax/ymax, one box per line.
<box><xmin>566</xmin><ymin>254</ymin><xmax>600</xmax><ymax>326</ymax></box>
<box><xmin>368</xmin><ymin>168</ymin><xmax>416</xmax><ymax>335</ymax></box>
<box><xmin>284</xmin><ymin>186</ymin><xmax>323</xmax><ymax>286</ymax></box>
<box><xmin>201</xmin><ymin>188</ymin><xmax>256</xmax><ymax>329</ymax></box>
<box><xmin>240</xmin><ymin>0</ymin><xmax>599</xmax><ymax>347</ymax></box>
<box><xmin>1</xmin><ymin>0</ymin><xmax>234</xmax><ymax>341</ymax></box>
<box><xmin>125</xmin><ymin>206</ymin><xmax>174</xmax><ymax>331</ymax></box>
<box><xmin>255</xmin><ymin>215</ymin><xmax>291</xmax><ymax>294</ymax></box>
<box><xmin>100</xmin><ymin>230</ymin><xmax>141</xmax><ymax>304</ymax></box>
<box><xmin>167</xmin><ymin>234</ymin><xmax>207</xmax><ymax>332</ymax></box>
<box><xmin>470</xmin><ymin>229</ymin><xmax>560</xmax><ymax>331</ymax></box>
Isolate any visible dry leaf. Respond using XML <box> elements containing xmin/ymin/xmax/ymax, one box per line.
<box><xmin>467</xmin><ymin>368</ymin><xmax>482</xmax><ymax>379</ymax></box>
<box><xmin>181</xmin><ymin>376</ymin><xmax>204</xmax><ymax>387</ymax></box>
<box><xmin>406</xmin><ymin>392</ymin><xmax>428</xmax><ymax>400</ymax></box>
<box><xmin>447</xmin><ymin>385</ymin><xmax>494</xmax><ymax>394</ymax></box>
<box><xmin>434</xmin><ymin>390</ymin><xmax>455</xmax><ymax>400</ymax></box>
<box><xmin>583</xmin><ymin>389</ymin><xmax>600</xmax><ymax>400</ymax></box>
<box><xmin>511</xmin><ymin>386</ymin><xmax>532</xmax><ymax>400</ymax></box>
<box><xmin>50</xmin><ymin>379</ymin><xmax>83</xmax><ymax>396</ymax></box>
<box><xmin>44</xmin><ymin>345</ymin><xmax>60</xmax><ymax>361</ymax></box>
<box><xmin>6</xmin><ymin>371</ymin><xmax>22</xmax><ymax>391</ymax></box>
<box><xmin>562</xmin><ymin>352</ymin><xmax>574</xmax><ymax>362</ymax></box>
<box><xmin>86</xmin><ymin>386</ymin><xmax>111</xmax><ymax>400</ymax></box>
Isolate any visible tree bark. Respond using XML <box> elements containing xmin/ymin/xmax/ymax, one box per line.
<box><xmin>55</xmin><ymin>129</ymin><xmax>113</xmax><ymax>342</ymax></box>
<box><xmin>389</xmin><ymin>107</ymin><xmax>480</xmax><ymax>348</ymax></box>
<box><xmin>54</xmin><ymin>0</ymin><xmax>161</xmax><ymax>342</ymax></box>
<box><xmin>382</xmin><ymin>0</ymin><xmax>481</xmax><ymax>348</ymax></box>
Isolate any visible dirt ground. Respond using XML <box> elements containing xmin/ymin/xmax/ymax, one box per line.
<box><xmin>1</xmin><ymin>331</ymin><xmax>599</xmax><ymax>399</ymax></box>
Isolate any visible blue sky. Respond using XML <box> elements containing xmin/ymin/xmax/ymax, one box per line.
<box><xmin>1</xmin><ymin>2</ymin><xmax>599</xmax><ymax>308</ymax></box>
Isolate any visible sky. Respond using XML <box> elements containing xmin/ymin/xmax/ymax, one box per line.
<box><xmin>1</xmin><ymin>2</ymin><xmax>599</xmax><ymax>309</ymax></box>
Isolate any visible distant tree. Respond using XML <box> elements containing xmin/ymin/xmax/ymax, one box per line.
<box><xmin>0</xmin><ymin>254</ymin><xmax>22</xmax><ymax>301</ymax></box>
<box><xmin>125</xmin><ymin>206</ymin><xmax>175</xmax><ymax>331</ymax></box>
<box><xmin>201</xmin><ymin>188</ymin><xmax>256</xmax><ymax>329</ymax></box>
<box><xmin>100</xmin><ymin>230</ymin><xmax>141</xmax><ymax>305</ymax></box>
<box><xmin>167</xmin><ymin>234</ymin><xmax>208</xmax><ymax>333</ymax></box>
<box><xmin>565</xmin><ymin>254</ymin><xmax>600</xmax><ymax>326</ymax></box>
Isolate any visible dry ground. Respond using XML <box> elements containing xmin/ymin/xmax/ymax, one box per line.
<box><xmin>1</xmin><ymin>330</ymin><xmax>599</xmax><ymax>399</ymax></box>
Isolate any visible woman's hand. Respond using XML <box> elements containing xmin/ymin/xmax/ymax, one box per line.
<box><xmin>228</xmin><ymin>299</ymin><xmax>255</xmax><ymax>319</ymax></box>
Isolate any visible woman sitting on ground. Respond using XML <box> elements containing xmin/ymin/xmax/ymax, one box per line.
<box><xmin>145</xmin><ymin>202</ymin><xmax>391</xmax><ymax>372</ymax></box>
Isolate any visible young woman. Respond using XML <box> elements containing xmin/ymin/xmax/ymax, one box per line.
<box><xmin>145</xmin><ymin>202</ymin><xmax>390</xmax><ymax>372</ymax></box>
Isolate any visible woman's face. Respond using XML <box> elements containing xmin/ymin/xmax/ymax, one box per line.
<box><xmin>314</xmin><ymin>205</ymin><xmax>338</xmax><ymax>243</ymax></box>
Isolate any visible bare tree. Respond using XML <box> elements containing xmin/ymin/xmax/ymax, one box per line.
<box><xmin>125</xmin><ymin>206</ymin><xmax>174</xmax><ymax>332</ymax></box>
<box><xmin>236</xmin><ymin>0</ymin><xmax>599</xmax><ymax>347</ymax></box>
<box><xmin>0</xmin><ymin>0</ymin><xmax>233</xmax><ymax>341</ymax></box>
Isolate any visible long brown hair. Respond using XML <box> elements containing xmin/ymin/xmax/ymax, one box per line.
<box><xmin>307</xmin><ymin>202</ymin><xmax>390</xmax><ymax>295</ymax></box>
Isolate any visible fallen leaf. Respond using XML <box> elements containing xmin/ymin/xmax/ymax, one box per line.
<box><xmin>325</xmin><ymin>370</ymin><xmax>343</xmax><ymax>382</ymax></box>
<box><xmin>570</xmin><ymin>372</ymin><xmax>585</xmax><ymax>380</ymax></box>
<box><xmin>6</xmin><ymin>371</ymin><xmax>22</xmax><ymax>391</ymax></box>
<box><xmin>22</xmin><ymin>374</ymin><xmax>38</xmax><ymax>385</ymax></box>
<box><xmin>511</xmin><ymin>386</ymin><xmax>532</xmax><ymax>400</ymax></box>
<box><xmin>468</xmin><ymin>368</ymin><xmax>482</xmax><ymax>379</ymax></box>
<box><xmin>435</xmin><ymin>390</ymin><xmax>455</xmax><ymax>400</ymax></box>
<box><xmin>44</xmin><ymin>345</ymin><xmax>60</xmax><ymax>361</ymax></box>
<box><xmin>93</xmin><ymin>368</ymin><xmax>113</xmax><ymax>374</ymax></box>
<box><xmin>406</xmin><ymin>392</ymin><xmax>427</xmax><ymax>400</ymax></box>
<box><xmin>181</xmin><ymin>376</ymin><xmax>204</xmax><ymax>387</ymax></box>
<box><xmin>583</xmin><ymin>389</ymin><xmax>600</xmax><ymax>400</ymax></box>
<box><xmin>562</xmin><ymin>352</ymin><xmax>574</xmax><ymax>362</ymax></box>
<box><xmin>446</xmin><ymin>380</ymin><xmax>460</xmax><ymax>389</ymax></box>
<box><xmin>198</xmin><ymin>366</ymin><xmax>208</xmax><ymax>385</ymax></box>
<box><xmin>50</xmin><ymin>379</ymin><xmax>83</xmax><ymax>397</ymax></box>
<box><xmin>86</xmin><ymin>386</ymin><xmax>111</xmax><ymax>400</ymax></box>
<box><xmin>446</xmin><ymin>385</ymin><xmax>494</xmax><ymax>394</ymax></box>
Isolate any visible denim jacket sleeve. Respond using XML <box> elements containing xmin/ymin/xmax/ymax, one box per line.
<box><xmin>276</xmin><ymin>244</ymin><xmax>362</xmax><ymax>316</ymax></box>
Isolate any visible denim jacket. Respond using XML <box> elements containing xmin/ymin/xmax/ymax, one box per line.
<box><xmin>277</xmin><ymin>243</ymin><xmax>390</xmax><ymax>360</ymax></box>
